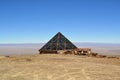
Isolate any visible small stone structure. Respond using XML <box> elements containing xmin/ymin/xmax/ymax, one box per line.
<box><xmin>57</xmin><ymin>48</ymin><xmax>92</xmax><ymax>55</ymax></box>
<box><xmin>74</xmin><ymin>48</ymin><xmax>91</xmax><ymax>55</ymax></box>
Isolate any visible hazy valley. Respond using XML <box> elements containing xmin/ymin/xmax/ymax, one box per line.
<box><xmin>0</xmin><ymin>43</ymin><xmax>120</xmax><ymax>56</ymax></box>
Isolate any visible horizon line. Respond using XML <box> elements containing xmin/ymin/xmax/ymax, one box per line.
<box><xmin>0</xmin><ymin>42</ymin><xmax>120</xmax><ymax>44</ymax></box>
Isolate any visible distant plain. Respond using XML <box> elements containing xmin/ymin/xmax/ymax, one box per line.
<box><xmin>0</xmin><ymin>43</ymin><xmax>120</xmax><ymax>56</ymax></box>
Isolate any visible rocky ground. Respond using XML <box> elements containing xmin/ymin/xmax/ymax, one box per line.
<box><xmin>0</xmin><ymin>54</ymin><xmax>120</xmax><ymax>80</ymax></box>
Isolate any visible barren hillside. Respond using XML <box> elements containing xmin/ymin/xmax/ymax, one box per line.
<box><xmin>0</xmin><ymin>54</ymin><xmax>120</xmax><ymax>80</ymax></box>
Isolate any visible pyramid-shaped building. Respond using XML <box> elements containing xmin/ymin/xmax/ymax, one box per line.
<box><xmin>39</xmin><ymin>32</ymin><xmax>77</xmax><ymax>53</ymax></box>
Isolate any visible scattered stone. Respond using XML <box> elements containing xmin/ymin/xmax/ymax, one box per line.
<box><xmin>5</xmin><ymin>56</ymin><xmax>10</xmax><ymax>58</ymax></box>
<box><xmin>26</xmin><ymin>58</ymin><xmax>32</xmax><ymax>61</ymax></box>
<box><xmin>107</xmin><ymin>56</ymin><xmax>119</xmax><ymax>59</ymax></box>
<box><xmin>96</xmin><ymin>55</ymin><xmax>106</xmax><ymax>58</ymax></box>
<box><xmin>87</xmin><ymin>53</ymin><xmax>98</xmax><ymax>57</ymax></box>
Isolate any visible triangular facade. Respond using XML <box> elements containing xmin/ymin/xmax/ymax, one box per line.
<box><xmin>39</xmin><ymin>32</ymin><xmax>77</xmax><ymax>53</ymax></box>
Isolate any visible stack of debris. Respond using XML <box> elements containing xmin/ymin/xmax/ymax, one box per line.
<box><xmin>57</xmin><ymin>48</ymin><xmax>92</xmax><ymax>55</ymax></box>
<box><xmin>73</xmin><ymin>48</ymin><xmax>91</xmax><ymax>55</ymax></box>
<box><xmin>59</xmin><ymin>48</ymin><xmax>108</xmax><ymax>58</ymax></box>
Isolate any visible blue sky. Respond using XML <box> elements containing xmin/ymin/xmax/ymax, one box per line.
<box><xmin>0</xmin><ymin>0</ymin><xmax>120</xmax><ymax>43</ymax></box>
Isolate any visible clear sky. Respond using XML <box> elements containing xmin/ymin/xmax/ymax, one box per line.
<box><xmin>0</xmin><ymin>0</ymin><xmax>120</xmax><ymax>43</ymax></box>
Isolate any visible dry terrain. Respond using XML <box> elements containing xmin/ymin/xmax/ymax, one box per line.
<box><xmin>0</xmin><ymin>54</ymin><xmax>120</xmax><ymax>80</ymax></box>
